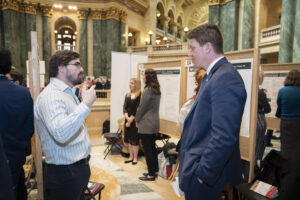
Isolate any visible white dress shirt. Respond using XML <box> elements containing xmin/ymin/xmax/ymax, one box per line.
<box><xmin>206</xmin><ymin>56</ymin><xmax>224</xmax><ymax>75</ymax></box>
<box><xmin>34</xmin><ymin>78</ymin><xmax>91</xmax><ymax>165</ymax></box>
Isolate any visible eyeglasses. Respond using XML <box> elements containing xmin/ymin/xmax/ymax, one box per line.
<box><xmin>65</xmin><ymin>62</ymin><xmax>81</xmax><ymax>67</ymax></box>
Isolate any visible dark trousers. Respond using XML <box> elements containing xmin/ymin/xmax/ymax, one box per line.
<box><xmin>265</xmin><ymin>129</ymin><xmax>273</xmax><ymax>145</ymax></box>
<box><xmin>17</xmin><ymin>167</ymin><xmax>27</xmax><ymax>200</ymax></box>
<box><xmin>10</xmin><ymin>165</ymin><xmax>26</xmax><ymax>200</ymax></box>
<box><xmin>140</xmin><ymin>134</ymin><xmax>158</xmax><ymax>176</ymax></box>
<box><xmin>44</xmin><ymin>162</ymin><xmax>90</xmax><ymax>200</ymax></box>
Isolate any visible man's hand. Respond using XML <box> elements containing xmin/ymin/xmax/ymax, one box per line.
<box><xmin>82</xmin><ymin>83</ymin><xmax>96</xmax><ymax>107</ymax></box>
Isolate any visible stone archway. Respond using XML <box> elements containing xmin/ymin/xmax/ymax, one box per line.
<box><xmin>54</xmin><ymin>16</ymin><xmax>77</xmax><ymax>51</ymax></box>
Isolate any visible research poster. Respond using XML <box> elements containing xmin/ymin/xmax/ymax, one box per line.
<box><xmin>230</xmin><ymin>58</ymin><xmax>253</xmax><ymax>138</ymax></box>
<box><xmin>140</xmin><ymin>67</ymin><xmax>181</xmax><ymax>122</ymax></box>
<box><xmin>261</xmin><ymin>71</ymin><xmax>288</xmax><ymax>117</ymax></box>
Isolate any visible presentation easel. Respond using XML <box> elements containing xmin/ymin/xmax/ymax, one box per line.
<box><xmin>261</xmin><ymin>63</ymin><xmax>300</xmax><ymax>131</ymax></box>
<box><xmin>138</xmin><ymin>48</ymin><xmax>260</xmax><ymax>182</ymax></box>
<box><xmin>28</xmin><ymin>31</ymin><xmax>44</xmax><ymax>200</ymax></box>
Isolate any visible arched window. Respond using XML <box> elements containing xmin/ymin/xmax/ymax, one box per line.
<box><xmin>156</xmin><ymin>3</ymin><xmax>164</xmax><ymax>30</ymax></box>
<box><xmin>54</xmin><ymin>16</ymin><xmax>77</xmax><ymax>51</ymax></box>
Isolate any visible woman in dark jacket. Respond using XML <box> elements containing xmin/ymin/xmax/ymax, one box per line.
<box><xmin>135</xmin><ymin>68</ymin><xmax>161</xmax><ymax>181</ymax></box>
<box><xmin>123</xmin><ymin>78</ymin><xmax>141</xmax><ymax>165</ymax></box>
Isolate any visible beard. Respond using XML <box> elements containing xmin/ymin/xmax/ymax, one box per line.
<box><xmin>67</xmin><ymin>72</ymin><xmax>84</xmax><ymax>86</ymax></box>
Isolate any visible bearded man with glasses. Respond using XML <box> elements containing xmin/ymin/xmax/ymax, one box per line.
<box><xmin>35</xmin><ymin>50</ymin><xmax>96</xmax><ymax>200</ymax></box>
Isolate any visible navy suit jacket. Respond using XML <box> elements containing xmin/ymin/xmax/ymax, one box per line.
<box><xmin>0</xmin><ymin>76</ymin><xmax>34</xmax><ymax>171</ymax></box>
<box><xmin>0</xmin><ymin>135</ymin><xmax>14</xmax><ymax>200</ymax></box>
<box><xmin>179</xmin><ymin>57</ymin><xmax>247</xmax><ymax>196</ymax></box>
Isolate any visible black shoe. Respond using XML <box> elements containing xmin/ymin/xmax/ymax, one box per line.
<box><xmin>132</xmin><ymin>161</ymin><xmax>138</xmax><ymax>165</ymax></box>
<box><xmin>139</xmin><ymin>176</ymin><xmax>156</xmax><ymax>181</ymax></box>
<box><xmin>124</xmin><ymin>160</ymin><xmax>133</xmax><ymax>164</ymax></box>
<box><xmin>143</xmin><ymin>173</ymin><xmax>157</xmax><ymax>177</ymax></box>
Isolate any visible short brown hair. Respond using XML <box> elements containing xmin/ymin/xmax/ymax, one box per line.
<box><xmin>187</xmin><ymin>24</ymin><xmax>224</xmax><ymax>54</ymax></box>
<box><xmin>49</xmin><ymin>50</ymin><xmax>80</xmax><ymax>78</ymax></box>
<box><xmin>284</xmin><ymin>69</ymin><xmax>300</xmax><ymax>86</ymax></box>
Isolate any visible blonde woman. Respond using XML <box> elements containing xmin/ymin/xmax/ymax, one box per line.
<box><xmin>123</xmin><ymin>78</ymin><xmax>141</xmax><ymax>165</ymax></box>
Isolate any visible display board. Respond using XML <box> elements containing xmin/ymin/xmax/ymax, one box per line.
<box><xmin>110</xmin><ymin>52</ymin><xmax>148</xmax><ymax>132</ymax></box>
<box><xmin>137</xmin><ymin>59</ymin><xmax>188</xmax><ymax>138</ymax></box>
<box><xmin>261</xmin><ymin>63</ymin><xmax>300</xmax><ymax>130</ymax></box>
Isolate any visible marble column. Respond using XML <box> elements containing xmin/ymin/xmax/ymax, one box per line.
<box><xmin>279</xmin><ymin>0</ymin><xmax>296</xmax><ymax>63</ymax></box>
<box><xmin>241</xmin><ymin>0</ymin><xmax>254</xmax><ymax>49</ymax></box>
<box><xmin>292</xmin><ymin>0</ymin><xmax>300</xmax><ymax>62</ymax></box>
<box><xmin>42</xmin><ymin>16</ymin><xmax>52</xmax><ymax>77</ymax></box>
<box><xmin>209</xmin><ymin>5</ymin><xmax>221</xmax><ymax>26</ymax></box>
<box><xmin>92</xmin><ymin>19</ymin><xmax>102</xmax><ymax>77</ymax></box>
<box><xmin>40</xmin><ymin>6</ymin><xmax>52</xmax><ymax>77</ymax></box>
<box><xmin>79</xmin><ymin>9</ymin><xmax>89</xmax><ymax>75</ymax></box>
<box><xmin>2</xmin><ymin>10</ymin><xmax>36</xmax><ymax>74</ymax></box>
<box><xmin>87</xmin><ymin>16</ymin><xmax>93</xmax><ymax>76</ymax></box>
<box><xmin>79</xmin><ymin>19</ymin><xmax>88</xmax><ymax>74</ymax></box>
<box><xmin>209</xmin><ymin>1</ymin><xmax>239</xmax><ymax>52</ymax></box>
<box><xmin>3</xmin><ymin>10</ymin><xmax>21</xmax><ymax>70</ymax></box>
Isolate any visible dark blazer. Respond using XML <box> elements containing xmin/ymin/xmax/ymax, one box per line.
<box><xmin>135</xmin><ymin>87</ymin><xmax>160</xmax><ymax>134</ymax></box>
<box><xmin>179</xmin><ymin>57</ymin><xmax>247</xmax><ymax>198</ymax></box>
<box><xmin>0</xmin><ymin>136</ymin><xmax>14</xmax><ymax>200</ymax></box>
<box><xmin>0</xmin><ymin>76</ymin><xmax>34</xmax><ymax>171</ymax></box>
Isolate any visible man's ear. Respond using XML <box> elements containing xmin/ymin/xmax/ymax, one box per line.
<box><xmin>58</xmin><ymin>65</ymin><xmax>65</xmax><ymax>73</ymax></box>
<box><xmin>204</xmin><ymin>42</ymin><xmax>212</xmax><ymax>53</ymax></box>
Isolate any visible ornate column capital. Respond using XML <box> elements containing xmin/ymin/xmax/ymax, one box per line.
<box><xmin>208</xmin><ymin>0</ymin><xmax>233</xmax><ymax>6</ymax></box>
<box><xmin>39</xmin><ymin>5</ymin><xmax>52</xmax><ymax>17</ymax></box>
<box><xmin>91</xmin><ymin>7</ymin><xmax>127</xmax><ymax>23</ymax></box>
<box><xmin>20</xmin><ymin>2</ymin><xmax>37</xmax><ymax>14</ymax></box>
<box><xmin>78</xmin><ymin>9</ymin><xmax>89</xmax><ymax>20</ymax></box>
<box><xmin>1</xmin><ymin>0</ymin><xmax>19</xmax><ymax>11</ymax></box>
<box><xmin>1</xmin><ymin>0</ymin><xmax>38</xmax><ymax>14</ymax></box>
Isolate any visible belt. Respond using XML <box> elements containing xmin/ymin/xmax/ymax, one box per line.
<box><xmin>73</xmin><ymin>155</ymin><xmax>90</xmax><ymax>165</ymax></box>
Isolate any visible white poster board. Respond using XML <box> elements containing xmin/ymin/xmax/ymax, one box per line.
<box><xmin>261</xmin><ymin>71</ymin><xmax>287</xmax><ymax>117</ymax></box>
<box><xmin>140</xmin><ymin>67</ymin><xmax>181</xmax><ymax>122</ymax></box>
<box><xmin>110</xmin><ymin>52</ymin><xmax>148</xmax><ymax>132</ymax></box>
<box><xmin>185</xmin><ymin>60</ymin><xmax>197</xmax><ymax>99</ymax></box>
<box><xmin>230</xmin><ymin>58</ymin><xmax>253</xmax><ymax>138</ymax></box>
<box><xmin>26</xmin><ymin>60</ymin><xmax>45</xmax><ymax>88</ymax></box>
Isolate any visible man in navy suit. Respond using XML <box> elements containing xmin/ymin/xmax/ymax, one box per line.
<box><xmin>179</xmin><ymin>25</ymin><xmax>247</xmax><ymax>199</ymax></box>
<box><xmin>0</xmin><ymin>48</ymin><xmax>34</xmax><ymax>200</ymax></box>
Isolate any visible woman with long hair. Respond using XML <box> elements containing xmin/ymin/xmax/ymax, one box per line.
<box><xmin>123</xmin><ymin>78</ymin><xmax>141</xmax><ymax>165</ymax></box>
<box><xmin>135</xmin><ymin>68</ymin><xmax>161</xmax><ymax>181</ymax></box>
<box><xmin>177</xmin><ymin>68</ymin><xmax>206</xmax><ymax>132</ymax></box>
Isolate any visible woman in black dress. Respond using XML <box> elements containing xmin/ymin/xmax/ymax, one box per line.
<box><xmin>123</xmin><ymin>78</ymin><xmax>141</xmax><ymax>164</ymax></box>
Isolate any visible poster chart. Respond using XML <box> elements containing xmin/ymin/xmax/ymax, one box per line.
<box><xmin>230</xmin><ymin>58</ymin><xmax>253</xmax><ymax>138</ymax></box>
<box><xmin>140</xmin><ymin>67</ymin><xmax>181</xmax><ymax>123</ymax></box>
<box><xmin>185</xmin><ymin>60</ymin><xmax>197</xmax><ymax>99</ymax></box>
<box><xmin>261</xmin><ymin>71</ymin><xmax>288</xmax><ymax>117</ymax></box>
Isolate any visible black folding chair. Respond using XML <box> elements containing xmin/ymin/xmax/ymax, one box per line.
<box><xmin>82</xmin><ymin>181</ymin><xmax>105</xmax><ymax>200</ymax></box>
<box><xmin>103</xmin><ymin>128</ymin><xmax>122</xmax><ymax>159</ymax></box>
